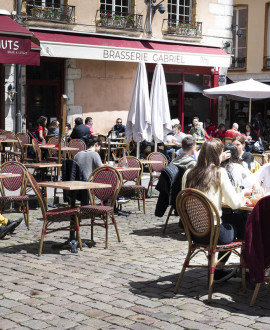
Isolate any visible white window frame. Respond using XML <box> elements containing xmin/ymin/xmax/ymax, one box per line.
<box><xmin>38</xmin><ymin>0</ymin><xmax>64</xmax><ymax>8</ymax></box>
<box><xmin>168</xmin><ymin>0</ymin><xmax>193</xmax><ymax>23</ymax></box>
<box><xmin>233</xmin><ymin>6</ymin><xmax>247</xmax><ymax>63</ymax></box>
<box><xmin>100</xmin><ymin>0</ymin><xmax>130</xmax><ymax>14</ymax></box>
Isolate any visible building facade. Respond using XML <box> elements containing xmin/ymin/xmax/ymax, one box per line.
<box><xmin>228</xmin><ymin>0</ymin><xmax>270</xmax><ymax>130</ymax></box>
<box><xmin>0</xmin><ymin>0</ymin><xmax>234</xmax><ymax>134</ymax></box>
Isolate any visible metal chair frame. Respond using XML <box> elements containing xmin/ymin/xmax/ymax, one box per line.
<box><xmin>26</xmin><ymin>171</ymin><xmax>82</xmax><ymax>256</ymax></box>
<box><xmin>118</xmin><ymin>156</ymin><xmax>146</xmax><ymax>214</ymax></box>
<box><xmin>174</xmin><ymin>188</ymin><xmax>246</xmax><ymax>302</ymax></box>
<box><xmin>147</xmin><ymin>152</ymin><xmax>168</xmax><ymax>198</ymax></box>
<box><xmin>0</xmin><ymin>161</ymin><xmax>30</xmax><ymax>229</ymax></box>
<box><xmin>80</xmin><ymin>166</ymin><xmax>122</xmax><ymax>248</ymax></box>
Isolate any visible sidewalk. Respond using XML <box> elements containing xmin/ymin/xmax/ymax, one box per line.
<box><xmin>0</xmin><ymin>180</ymin><xmax>270</xmax><ymax>329</ymax></box>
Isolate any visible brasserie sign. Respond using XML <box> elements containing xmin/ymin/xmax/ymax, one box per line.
<box><xmin>0</xmin><ymin>35</ymin><xmax>31</xmax><ymax>57</ymax></box>
<box><xmin>41</xmin><ymin>42</ymin><xmax>231</xmax><ymax>68</ymax></box>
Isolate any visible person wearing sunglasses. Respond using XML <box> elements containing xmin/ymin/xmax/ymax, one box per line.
<box><xmin>110</xmin><ymin>118</ymin><xmax>126</xmax><ymax>138</ymax></box>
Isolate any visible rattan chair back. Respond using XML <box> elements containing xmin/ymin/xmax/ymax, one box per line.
<box><xmin>147</xmin><ymin>152</ymin><xmax>168</xmax><ymax>172</ymax></box>
<box><xmin>0</xmin><ymin>161</ymin><xmax>28</xmax><ymax>196</ymax></box>
<box><xmin>16</xmin><ymin>132</ymin><xmax>30</xmax><ymax>146</ymax></box>
<box><xmin>32</xmin><ymin>139</ymin><xmax>42</xmax><ymax>162</ymax></box>
<box><xmin>88</xmin><ymin>166</ymin><xmax>122</xmax><ymax>207</ymax></box>
<box><xmin>176</xmin><ymin>188</ymin><xmax>220</xmax><ymax>251</ymax></box>
<box><xmin>224</xmin><ymin>137</ymin><xmax>233</xmax><ymax>145</ymax></box>
<box><xmin>48</xmin><ymin>136</ymin><xmax>64</xmax><ymax>157</ymax></box>
<box><xmin>68</xmin><ymin>139</ymin><xmax>86</xmax><ymax>158</ymax></box>
<box><xmin>119</xmin><ymin>156</ymin><xmax>143</xmax><ymax>184</ymax></box>
<box><xmin>252</xmin><ymin>153</ymin><xmax>266</xmax><ymax>165</ymax></box>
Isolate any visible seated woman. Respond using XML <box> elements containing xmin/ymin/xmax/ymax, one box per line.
<box><xmin>182</xmin><ymin>139</ymin><xmax>246</xmax><ymax>283</ymax></box>
<box><xmin>34</xmin><ymin>116</ymin><xmax>48</xmax><ymax>143</ymax></box>
<box><xmin>244</xmin><ymin>123</ymin><xmax>258</xmax><ymax>152</ymax></box>
<box><xmin>232</xmin><ymin>135</ymin><xmax>254</xmax><ymax>170</ymax></box>
<box><xmin>47</xmin><ymin>120</ymin><xmax>59</xmax><ymax>136</ymax></box>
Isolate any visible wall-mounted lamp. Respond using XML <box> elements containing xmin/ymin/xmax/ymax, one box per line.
<box><xmin>223</xmin><ymin>41</ymin><xmax>231</xmax><ymax>49</ymax></box>
<box><xmin>7</xmin><ymin>84</ymin><xmax>17</xmax><ymax>102</ymax></box>
<box><xmin>146</xmin><ymin>0</ymin><xmax>166</xmax><ymax>35</ymax></box>
<box><xmin>231</xmin><ymin>24</ymin><xmax>243</xmax><ymax>37</ymax></box>
<box><xmin>152</xmin><ymin>0</ymin><xmax>166</xmax><ymax>14</ymax></box>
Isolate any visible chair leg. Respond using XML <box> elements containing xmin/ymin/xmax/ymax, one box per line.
<box><xmin>175</xmin><ymin>249</ymin><xmax>192</xmax><ymax>294</ymax></box>
<box><xmin>105</xmin><ymin>214</ymin><xmax>109</xmax><ymax>249</ymax></box>
<box><xmin>91</xmin><ymin>217</ymin><xmax>94</xmax><ymax>242</ymax></box>
<box><xmin>240</xmin><ymin>251</ymin><xmax>246</xmax><ymax>292</ymax></box>
<box><xmin>74</xmin><ymin>215</ymin><xmax>82</xmax><ymax>251</ymax></box>
<box><xmin>143</xmin><ymin>190</ymin><xmax>146</xmax><ymax>214</ymax></box>
<box><xmin>39</xmin><ymin>219</ymin><xmax>47</xmax><ymax>256</ymax></box>
<box><xmin>250</xmin><ymin>283</ymin><xmax>261</xmax><ymax>306</ymax></box>
<box><xmin>112</xmin><ymin>213</ymin><xmax>121</xmax><ymax>242</ymax></box>
<box><xmin>137</xmin><ymin>193</ymin><xmax>141</xmax><ymax>211</ymax></box>
<box><xmin>208</xmin><ymin>252</ymin><xmax>216</xmax><ymax>303</ymax></box>
<box><xmin>163</xmin><ymin>205</ymin><xmax>174</xmax><ymax>234</ymax></box>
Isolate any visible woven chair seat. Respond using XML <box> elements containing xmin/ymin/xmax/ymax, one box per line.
<box><xmin>81</xmin><ymin>205</ymin><xmax>114</xmax><ymax>215</ymax></box>
<box><xmin>0</xmin><ymin>195</ymin><xmax>29</xmax><ymax>202</ymax></box>
<box><xmin>47</xmin><ymin>207</ymin><xmax>80</xmax><ymax>218</ymax></box>
<box><xmin>121</xmin><ymin>185</ymin><xmax>145</xmax><ymax>191</ymax></box>
<box><xmin>194</xmin><ymin>240</ymin><xmax>244</xmax><ymax>250</ymax></box>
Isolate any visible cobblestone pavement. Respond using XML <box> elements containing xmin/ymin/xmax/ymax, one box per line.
<box><xmin>1</xmin><ymin>197</ymin><xmax>270</xmax><ymax>330</ymax></box>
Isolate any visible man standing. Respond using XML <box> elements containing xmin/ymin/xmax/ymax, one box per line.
<box><xmin>190</xmin><ymin>117</ymin><xmax>205</xmax><ymax>139</ymax></box>
<box><xmin>225</xmin><ymin>123</ymin><xmax>241</xmax><ymax>139</ymax></box>
<box><xmin>70</xmin><ymin>117</ymin><xmax>91</xmax><ymax>140</ymax></box>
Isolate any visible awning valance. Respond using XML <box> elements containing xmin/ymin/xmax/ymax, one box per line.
<box><xmin>0</xmin><ymin>15</ymin><xmax>40</xmax><ymax>65</ymax></box>
<box><xmin>33</xmin><ymin>31</ymin><xmax>231</xmax><ymax>68</ymax></box>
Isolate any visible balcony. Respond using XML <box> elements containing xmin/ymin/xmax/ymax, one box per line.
<box><xmin>162</xmin><ymin>19</ymin><xmax>202</xmax><ymax>38</ymax></box>
<box><xmin>95</xmin><ymin>10</ymin><xmax>143</xmax><ymax>32</ymax></box>
<box><xmin>26</xmin><ymin>0</ymin><xmax>75</xmax><ymax>24</ymax></box>
<box><xmin>229</xmin><ymin>57</ymin><xmax>246</xmax><ymax>70</ymax></box>
<box><xmin>264</xmin><ymin>56</ymin><xmax>270</xmax><ymax>69</ymax></box>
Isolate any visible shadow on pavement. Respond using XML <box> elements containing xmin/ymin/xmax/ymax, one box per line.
<box><xmin>129</xmin><ymin>269</ymin><xmax>270</xmax><ymax>317</ymax></box>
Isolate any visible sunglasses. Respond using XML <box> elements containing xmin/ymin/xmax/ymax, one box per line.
<box><xmin>117</xmin><ymin>121</ymin><xmax>122</xmax><ymax>124</ymax></box>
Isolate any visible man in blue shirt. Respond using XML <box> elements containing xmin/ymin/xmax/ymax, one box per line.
<box><xmin>112</xmin><ymin>118</ymin><xmax>126</xmax><ymax>137</ymax></box>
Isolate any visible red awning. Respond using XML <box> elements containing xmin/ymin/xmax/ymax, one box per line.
<box><xmin>33</xmin><ymin>31</ymin><xmax>231</xmax><ymax>68</ymax></box>
<box><xmin>0</xmin><ymin>15</ymin><xmax>40</xmax><ymax>65</ymax></box>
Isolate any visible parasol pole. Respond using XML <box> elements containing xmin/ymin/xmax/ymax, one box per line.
<box><xmin>136</xmin><ymin>141</ymin><xmax>140</xmax><ymax>159</ymax></box>
<box><xmin>58</xmin><ymin>95</ymin><xmax>68</xmax><ymax>176</ymax></box>
<box><xmin>249</xmin><ymin>98</ymin><xmax>252</xmax><ymax>123</ymax></box>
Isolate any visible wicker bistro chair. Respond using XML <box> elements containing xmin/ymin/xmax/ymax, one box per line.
<box><xmin>80</xmin><ymin>166</ymin><xmax>122</xmax><ymax>248</ymax></box>
<box><xmin>174</xmin><ymin>188</ymin><xmax>246</xmax><ymax>303</ymax></box>
<box><xmin>26</xmin><ymin>171</ymin><xmax>82</xmax><ymax>256</ymax></box>
<box><xmin>147</xmin><ymin>152</ymin><xmax>168</xmax><ymax>198</ymax></box>
<box><xmin>47</xmin><ymin>136</ymin><xmax>65</xmax><ymax>161</ymax></box>
<box><xmin>1</xmin><ymin>131</ymin><xmax>16</xmax><ymax>162</ymax></box>
<box><xmin>68</xmin><ymin>139</ymin><xmax>86</xmax><ymax>158</ymax></box>
<box><xmin>252</xmin><ymin>153</ymin><xmax>267</xmax><ymax>165</ymax></box>
<box><xmin>224</xmin><ymin>137</ymin><xmax>233</xmax><ymax>145</ymax></box>
<box><xmin>0</xmin><ymin>161</ymin><xmax>30</xmax><ymax>229</ymax></box>
<box><xmin>118</xmin><ymin>156</ymin><xmax>146</xmax><ymax>214</ymax></box>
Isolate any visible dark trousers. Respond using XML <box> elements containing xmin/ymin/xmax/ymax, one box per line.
<box><xmin>193</xmin><ymin>208</ymin><xmax>248</xmax><ymax>264</ymax></box>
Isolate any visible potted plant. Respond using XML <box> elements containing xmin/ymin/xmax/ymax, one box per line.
<box><xmin>125</xmin><ymin>14</ymin><xmax>135</xmax><ymax>28</ymax></box>
<box><xmin>177</xmin><ymin>22</ymin><xmax>198</xmax><ymax>36</ymax></box>
<box><xmin>100</xmin><ymin>12</ymin><xmax>113</xmax><ymax>26</ymax></box>
<box><xmin>113</xmin><ymin>13</ymin><xmax>123</xmax><ymax>27</ymax></box>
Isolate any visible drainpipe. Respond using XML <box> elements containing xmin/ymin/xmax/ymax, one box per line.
<box><xmin>16</xmin><ymin>0</ymin><xmax>22</xmax><ymax>133</ymax></box>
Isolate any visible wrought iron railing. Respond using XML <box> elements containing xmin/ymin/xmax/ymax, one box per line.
<box><xmin>162</xmin><ymin>19</ymin><xmax>202</xmax><ymax>38</ymax></box>
<box><xmin>26</xmin><ymin>0</ymin><xmax>75</xmax><ymax>23</ymax></box>
<box><xmin>229</xmin><ymin>57</ymin><xmax>246</xmax><ymax>70</ymax></box>
<box><xmin>264</xmin><ymin>56</ymin><xmax>270</xmax><ymax>69</ymax></box>
<box><xmin>95</xmin><ymin>10</ymin><xmax>143</xmax><ymax>31</ymax></box>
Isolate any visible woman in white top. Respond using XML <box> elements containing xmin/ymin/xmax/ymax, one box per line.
<box><xmin>182</xmin><ymin>139</ymin><xmax>245</xmax><ymax>280</ymax></box>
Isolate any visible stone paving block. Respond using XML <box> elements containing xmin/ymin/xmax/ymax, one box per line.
<box><xmin>103</xmin><ymin>315</ymin><xmax>135</xmax><ymax>327</ymax></box>
<box><xmin>0</xmin><ymin>306</ymin><xmax>12</xmax><ymax>316</ymax></box>
<box><xmin>134</xmin><ymin>298</ymin><xmax>163</xmax><ymax>308</ymax></box>
<box><xmin>128</xmin><ymin>322</ymin><xmax>158</xmax><ymax>330</ymax></box>
<box><xmin>228</xmin><ymin>315</ymin><xmax>256</xmax><ymax>326</ymax></box>
<box><xmin>218</xmin><ymin>321</ymin><xmax>252</xmax><ymax>329</ymax></box>
<box><xmin>13</xmin><ymin>305</ymin><xmax>41</xmax><ymax>316</ymax></box>
<box><xmin>37</xmin><ymin>303</ymin><xmax>70</xmax><ymax>316</ymax></box>
<box><xmin>0</xmin><ymin>299</ymin><xmax>22</xmax><ymax>309</ymax></box>
<box><xmin>5</xmin><ymin>311</ymin><xmax>31</xmax><ymax>323</ymax></box>
<box><xmin>128</xmin><ymin>313</ymin><xmax>157</xmax><ymax>325</ymax></box>
<box><xmin>81</xmin><ymin>317</ymin><xmax>112</xmax><ymax>328</ymax></box>
<box><xmin>83</xmin><ymin>308</ymin><xmax>111</xmax><ymax>319</ymax></box>
<box><xmin>0</xmin><ymin>318</ymin><xmax>19</xmax><ymax>329</ymax></box>
<box><xmin>151</xmin><ymin>320</ymin><xmax>184</xmax><ymax>329</ymax></box>
<box><xmin>20</xmin><ymin>319</ymin><xmax>51</xmax><ymax>329</ymax></box>
<box><xmin>3</xmin><ymin>292</ymin><xmax>29</xmax><ymax>301</ymax></box>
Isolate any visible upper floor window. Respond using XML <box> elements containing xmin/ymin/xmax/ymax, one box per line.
<box><xmin>168</xmin><ymin>0</ymin><xmax>193</xmax><ymax>23</ymax></box>
<box><xmin>100</xmin><ymin>0</ymin><xmax>130</xmax><ymax>14</ymax></box>
<box><xmin>231</xmin><ymin>6</ymin><xmax>247</xmax><ymax>70</ymax></box>
<box><xmin>264</xmin><ymin>3</ymin><xmax>270</xmax><ymax>68</ymax></box>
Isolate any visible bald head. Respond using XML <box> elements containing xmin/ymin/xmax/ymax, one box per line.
<box><xmin>232</xmin><ymin>123</ymin><xmax>239</xmax><ymax>131</ymax></box>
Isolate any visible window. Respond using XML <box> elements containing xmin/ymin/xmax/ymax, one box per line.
<box><xmin>100</xmin><ymin>0</ymin><xmax>130</xmax><ymax>14</ymax></box>
<box><xmin>232</xmin><ymin>6</ymin><xmax>247</xmax><ymax>70</ymax></box>
<box><xmin>265</xmin><ymin>3</ymin><xmax>270</xmax><ymax>68</ymax></box>
<box><xmin>168</xmin><ymin>0</ymin><xmax>193</xmax><ymax>23</ymax></box>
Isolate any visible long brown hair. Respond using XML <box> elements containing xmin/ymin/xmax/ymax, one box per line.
<box><xmin>186</xmin><ymin>139</ymin><xmax>224</xmax><ymax>193</ymax></box>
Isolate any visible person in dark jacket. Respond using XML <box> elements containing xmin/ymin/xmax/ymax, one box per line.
<box><xmin>70</xmin><ymin>117</ymin><xmax>91</xmax><ymax>140</ymax></box>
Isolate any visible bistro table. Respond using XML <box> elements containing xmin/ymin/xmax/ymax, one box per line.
<box><xmin>38</xmin><ymin>180</ymin><xmax>112</xmax><ymax>252</ymax></box>
<box><xmin>222</xmin><ymin>203</ymin><xmax>253</xmax><ymax>212</ymax></box>
<box><xmin>140</xmin><ymin>160</ymin><xmax>163</xmax><ymax>165</ymax></box>
<box><xmin>0</xmin><ymin>173</ymin><xmax>21</xmax><ymax>179</ymax></box>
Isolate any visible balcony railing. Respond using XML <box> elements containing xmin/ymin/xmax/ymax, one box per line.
<box><xmin>229</xmin><ymin>57</ymin><xmax>246</xmax><ymax>70</ymax></box>
<box><xmin>95</xmin><ymin>10</ymin><xmax>143</xmax><ymax>32</ymax></box>
<box><xmin>26</xmin><ymin>0</ymin><xmax>75</xmax><ymax>23</ymax></box>
<box><xmin>264</xmin><ymin>56</ymin><xmax>270</xmax><ymax>69</ymax></box>
<box><xmin>162</xmin><ymin>19</ymin><xmax>202</xmax><ymax>38</ymax></box>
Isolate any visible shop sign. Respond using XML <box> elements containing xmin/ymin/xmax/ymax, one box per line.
<box><xmin>0</xmin><ymin>35</ymin><xmax>31</xmax><ymax>62</ymax></box>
